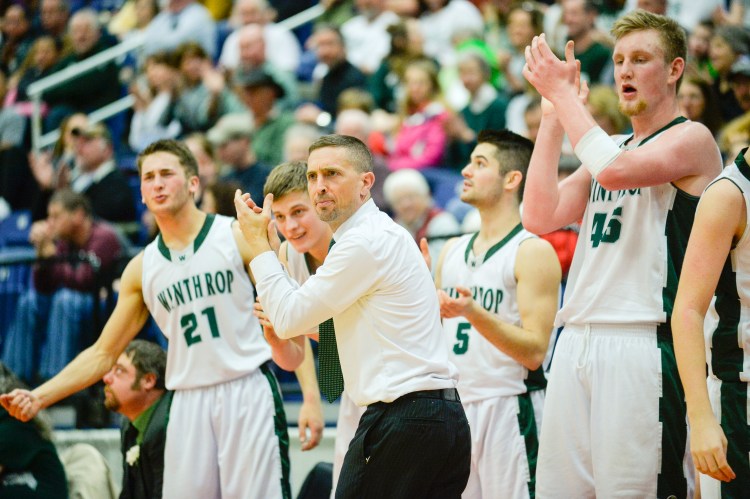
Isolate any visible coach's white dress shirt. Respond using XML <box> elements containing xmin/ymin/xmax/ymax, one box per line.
<box><xmin>251</xmin><ymin>199</ymin><xmax>458</xmax><ymax>406</ymax></box>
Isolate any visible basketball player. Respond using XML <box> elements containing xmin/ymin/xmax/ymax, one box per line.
<box><xmin>672</xmin><ymin>147</ymin><xmax>750</xmax><ymax>499</ymax></box>
<box><xmin>522</xmin><ymin>11</ymin><xmax>722</xmax><ymax>497</ymax></box>
<box><xmin>1</xmin><ymin>139</ymin><xmax>304</xmax><ymax>498</ymax></box>
<box><xmin>434</xmin><ymin>130</ymin><xmax>560</xmax><ymax>498</ymax></box>
<box><xmin>260</xmin><ymin>161</ymin><xmax>366</xmax><ymax>496</ymax></box>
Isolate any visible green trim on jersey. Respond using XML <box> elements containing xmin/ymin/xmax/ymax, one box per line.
<box><xmin>622</xmin><ymin>116</ymin><xmax>688</xmax><ymax>148</ymax></box>
<box><xmin>193</xmin><ymin>213</ymin><xmax>215</xmax><ymax>253</ymax></box>
<box><xmin>735</xmin><ymin>147</ymin><xmax>750</xmax><ymax>181</ymax></box>
<box><xmin>260</xmin><ymin>362</ymin><xmax>292</xmax><ymax>499</ymax></box>
<box><xmin>157</xmin><ymin>214</ymin><xmax>216</xmax><ymax>262</ymax></box>
<box><xmin>712</xmin><ymin>252</ymin><xmax>742</xmax><ymax>381</ymax></box>
<box><xmin>517</xmin><ymin>391</ymin><xmax>540</xmax><ymax>499</ymax></box>
<box><xmin>655</xmin><ymin>326</ymin><xmax>688</xmax><ymax>498</ymax></box>
<box><xmin>464</xmin><ymin>223</ymin><xmax>524</xmax><ymax>265</ymax></box>
<box><xmin>662</xmin><ymin>189</ymin><xmax>700</xmax><ymax>320</ymax></box>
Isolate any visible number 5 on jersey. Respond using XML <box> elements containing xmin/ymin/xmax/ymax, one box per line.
<box><xmin>454</xmin><ymin>322</ymin><xmax>471</xmax><ymax>355</ymax></box>
<box><xmin>590</xmin><ymin>207</ymin><xmax>623</xmax><ymax>248</ymax></box>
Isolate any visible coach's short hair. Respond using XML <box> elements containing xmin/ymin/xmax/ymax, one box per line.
<box><xmin>264</xmin><ymin>161</ymin><xmax>308</xmax><ymax>198</ymax></box>
<box><xmin>308</xmin><ymin>134</ymin><xmax>373</xmax><ymax>173</ymax></box>
<box><xmin>137</xmin><ymin>139</ymin><xmax>199</xmax><ymax>179</ymax></box>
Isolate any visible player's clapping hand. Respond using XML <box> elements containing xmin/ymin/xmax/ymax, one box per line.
<box><xmin>0</xmin><ymin>389</ymin><xmax>42</xmax><ymax>422</ymax></box>
<box><xmin>523</xmin><ymin>35</ymin><xmax>578</xmax><ymax>103</ymax></box>
<box><xmin>690</xmin><ymin>416</ymin><xmax>736</xmax><ymax>482</ymax></box>
<box><xmin>234</xmin><ymin>190</ymin><xmax>274</xmax><ymax>258</ymax></box>
<box><xmin>437</xmin><ymin>286</ymin><xmax>475</xmax><ymax>319</ymax></box>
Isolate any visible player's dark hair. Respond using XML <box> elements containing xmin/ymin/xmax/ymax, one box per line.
<box><xmin>477</xmin><ymin>129</ymin><xmax>534</xmax><ymax>202</ymax></box>
<box><xmin>137</xmin><ymin>139</ymin><xmax>200</xmax><ymax>179</ymax></box>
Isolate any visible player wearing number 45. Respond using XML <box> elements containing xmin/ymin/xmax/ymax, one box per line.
<box><xmin>0</xmin><ymin>139</ymin><xmax>323</xmax><ymax>498</ymax></box>
<box><xmin>521</xmin><ymin>10</ymin><xmax>722</xmax><ymax>498</ymax></box>
<box><xmin>431</xmin><ymin>129</ymin><xmax>561</xmax><ymax>499</ymax></box>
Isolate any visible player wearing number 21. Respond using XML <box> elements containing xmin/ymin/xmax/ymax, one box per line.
<box><xmin>0</xmin><ymin>139</ymin><xmax>309</xmax><ymax>499</ymax></box>
<box><xmin>521</xmin><ymin>10</ymin><xmax>722</xmax><ymax>498</ymax></box>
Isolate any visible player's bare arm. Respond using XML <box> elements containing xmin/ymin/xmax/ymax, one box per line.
<box><xmin>432</xmin><ymin>237</ymin><xmax>460</xmax><ymax>289</ymax></box>
<box><xmin>0</xmin><ymin>253</ymin><xmax>150</xmax><ymax>421</ymax></box>
<box><xmin>294</xmin><ymin>339</ymin><xmax>324</xmax><ymax>451</ymax></box>
<box><xmin>673</xmin><ymin>179</ymin><xmax>744</xmax><ymax>483</ymax></box>
<box><xmin>522</xmin><ymin>49</ymin><xmax>591</xmax><ymax>234</ymax></box>
<box><xmin>437</xmin><ymin>238</ymin><xmax>561</xmax><ymax>370</ymax></box>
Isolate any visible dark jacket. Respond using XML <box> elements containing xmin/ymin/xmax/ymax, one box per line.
<box><xmin>119</xmin><ymin>391</ymin><xmax>174</xmax><ymax>499</ymax></box>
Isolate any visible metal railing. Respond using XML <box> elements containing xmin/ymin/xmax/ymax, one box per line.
<box><xmin>27</xmin><ymin>2</ymin><xmax>325</xmax><ymax>154</ymax></box>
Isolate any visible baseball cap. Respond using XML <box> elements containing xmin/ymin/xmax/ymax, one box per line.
<box><xmin>234</xmin><ymin>68</ymin><xmax>286</xmax><ymax>98</ymax></box>
<box><xmin>71</xmin><ymin>122</ymin><xmax>112</xmax><ymax>143</ymax></box>
<box><xmin>207</xmin><ymin>113</ymin><xmax>255</xmax><ymax>146</ymax></box>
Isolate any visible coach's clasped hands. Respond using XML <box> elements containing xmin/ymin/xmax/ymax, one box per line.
<box><xmin>234</xmin><ymin>190</ymin><xmax>277</xmax><ymax>260</ymax></box>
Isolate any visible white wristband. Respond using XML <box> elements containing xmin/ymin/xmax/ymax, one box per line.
<box><xmin>574</xmin><ymin>126</ymin><xmax>623</xmax><ymax>178</ymax></box>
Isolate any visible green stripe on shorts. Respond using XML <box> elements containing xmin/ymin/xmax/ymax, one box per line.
<box><xmin>517</xmin><ymin>391</ymin><xmax>540</xmax><ymax>499</ymax></box>
<box><xmin>720</xmin><ymin>381</ymin><xmax>750</xmax><ymax>498</ymax></box>
<box><xmin>656</xmin><ymin>325</ymin><xmax>688</xmax><ymax>499</ymax></box>
<box><xmin>260</xmin><ymin>363</ymin><xmax>292</xmax><ymax>499</ymax></box>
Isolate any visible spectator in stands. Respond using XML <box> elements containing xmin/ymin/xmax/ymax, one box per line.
<box><xmin>710</xmin><ymin>25</ymin><xmax>749</xmax><ymax>122</ymax></box>
<box><xmin>0</xmin><ymin>362</ymin><xmax>67</xmax><ymax>498</ymax></box>
<box><xmin>200</xmin><ymin>179</ymin><xmax>241</xmax><ymax>217</ymax></box>
<box><xmin>341</xmin><ymin>0</ymin><xmax>400</xmax><ymax>75</ymax></box>
<box><xmin>718</xmin><ymin>59</ymin><xmax>750</xmax><ymax>160</ymax></box>
<box><xmin>678</xmin><ymin>76</ymin><xmax>723</xmax><ymax>137</ymax></box>
<box><xmin>685</xmin><ymin>20</ymin><xmax>715</xmax><ymax>82</ymax></box>
<box><xmin>42</xmin><ymin>9</ymin><xmax>120</xmax><ymax>130</ymax></box>
<box><xmin>232</xmin><ymin>68</ymin><xmax>295</xmax><ymax>166</ymax></box>
<box><xmin>207</xmin><ymin>112</ymin><xmax>272</xmax><ymax>204</ymax></box>
<box><xmin>183</xmin><ymin>132</ymin><xmax>217</xmax><ymax>198</ymax></box>
<box><xmin>1</xmin><ymin>190</ymin><xmax>122</xmax><ymax>383</ymax></box>
<box><xmin>28</xmin><ymin>113</ymin><xmax>87</xmax><ymax>198</ymax></box>
<box><xmin>418</xmin><ymin>0</ymin><xmax>483</xmax><ymax>67</ymax></box>
<box><xmin>219</xmin><ymin>0</ymin><xmax>301</xmax><ymax>74</ymax></box>
<box><xmin>383</xmin><ymin>167</ymin><xmax>459</xmax><ymax>265</ymax></box>
<box><xmin>102</xmin><ymin>340</ymin><xmax>173</xmax><ymax>499</ymax></box>
<box><xmin>0</xmin><ymin>70</ymin><xmax>26</xmax><ymax>151</ymax></box>
<box><xmin>128</xmin><ymin>52</ymin><xmax>182</xmax><ymax>152</ymax></box>
<box><xmin>172</xmin><ymin>42</ymin><xmax>245</xmax><ymax>134</ymax></box>
<box><xmin>69</xmin><ymin>123</ymin><xmax>137</xmax><ymax>234</ymax></box>
<box><xmin>310</xmin><ymin>24</ymin><xmax>367</xmax><ymax>116</ymax></box>
<box><xmin>10</xmin><ymin>36</ymin><xmax>61</xmax><ymax>106</ymax></box>
<box><xmin>108</xmin><ymin>0</ymin><xmax>158</xmax><ymax>40</ymax></box>
<box><xmin>283</xmin><ymin>122</ymin><xmax>323</xmax><ymax>162</ymax></box>
<box><xmin>497</xmin><ymin>1</ymin><xmax>544</xmax><ymax>96</ymax></box>
<box><xmin>1</xmin><ymin>5</ymin><xmax>36</xmax><ymax>75</ymax></box>
<box><xmin>39</xmin><ymin>0</ymin><xmax>71</xmax><ymax>43</ymax></box>
<box><xmin>388</xmin><ymin>59</ymin><xmax>450</xmax><ymax>171</ymax></box>
<box><xmin>562</xmin><ymin>0</ymin><xmax>613</xmax><ymax>85</ymax></box>
<box><xmin>445</xmin><ymin>51</ymin><xmax>509</xmax><ymax>169</ymax></box>
<box><xmin>230</xmin><ymin>24</ymin><xmax>299</xmax><ymax>109</ymax></box>
<box><xmin>368</xmin><ymin>19</ymin><xmax>430</xmax><ymax>113</ymax></box>
<box><xmin>141</xmin><ymin>0</ymin><xmax>216</xmax><ymax>59</ymax></box>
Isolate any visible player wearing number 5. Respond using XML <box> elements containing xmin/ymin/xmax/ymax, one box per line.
<box><xmin>0</xmin><ymin>139</ymin><xmax>305</xmax><ymax>498</ymax></box>
<box><xmin>433</xmin><ymin>130</ymin><xmax>561</xmax><ymax>499</ymax></box>
<box><xmin>522</xmin><ymin>11</ymin><xmax>722</xmax><ymax>498</ymax></box>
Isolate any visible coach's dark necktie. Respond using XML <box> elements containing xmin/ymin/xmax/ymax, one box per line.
<box><xmin>318</xmin><ymin>238</ymin><xmax>344</xmax><ymax>403</ymax></box>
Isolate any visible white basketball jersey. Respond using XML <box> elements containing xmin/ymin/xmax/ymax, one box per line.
<box><xmin>559</xmin><ymin>118</ymin><xmax>698</xmax><ymax>326</ymax></box>
<box><xmin>142</xmin><ymin>214</ymin><xmax>271</xmax><ymax>390</ymax></box>
<box><xmin>440</xmin><ymin>225</ymin><xmax>547</xmax><ymax>402</ymax></box>
<box><xmin>704</xmin><ymin>152</ymin><xmax>750</xmax><ymax>383</ymax></box>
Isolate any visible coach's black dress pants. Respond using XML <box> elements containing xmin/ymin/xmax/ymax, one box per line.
<box><xmin>336</xmin><ymin>388</ymin><xmax>471</xmax><ymax>499</ymax></box>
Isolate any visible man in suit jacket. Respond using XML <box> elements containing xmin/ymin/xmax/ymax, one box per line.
<box><xmin>103</xmin><ymin>340</ymin><xmax>172</xmax><ymax>499</ymax></box>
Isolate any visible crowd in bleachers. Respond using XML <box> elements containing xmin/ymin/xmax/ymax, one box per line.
<box><xmin>0</xmin><ymin>0</ymin><xmax>749</xmax><ymax>393</ymax></box>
